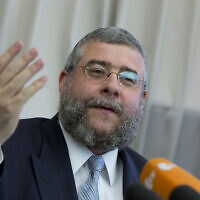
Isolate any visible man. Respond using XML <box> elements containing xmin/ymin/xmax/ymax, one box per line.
<box><xmin>0</xmin><ymin>27</ymin><xmax>147</xmax><ymax>199</ymax></box>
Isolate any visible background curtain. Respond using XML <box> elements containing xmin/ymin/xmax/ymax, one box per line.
<box><xmin>0</xmin><ymin>0</ymin><xmax>200</xmax><ymax>178</ymax></box>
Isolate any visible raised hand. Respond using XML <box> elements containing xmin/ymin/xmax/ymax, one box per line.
<box><xmin>0</xmin><ymin>41</ymin><xmax>47</xmax><ymax>145</ymax></box>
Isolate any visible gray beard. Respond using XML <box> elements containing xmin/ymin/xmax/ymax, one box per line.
<box><xmin>58</xmin><ymin>84</ymin><xmax>145</xmax><ymax>153</ymax></box>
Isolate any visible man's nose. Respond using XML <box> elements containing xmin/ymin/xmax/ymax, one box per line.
<box><xmin>100</xmin><ymin>73</ymin><xmax>120</xmax><ymax>97</ymax></box>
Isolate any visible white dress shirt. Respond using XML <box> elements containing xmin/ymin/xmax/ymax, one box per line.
<box><xmin>0</xmin><ymin>147</ymin><xmax>3</xmax><ymax>164</ymax></box>
<box><xmin>60</xmin><ymin>122</ymin><xmax>124</xmax><ymax>200</ymax></box>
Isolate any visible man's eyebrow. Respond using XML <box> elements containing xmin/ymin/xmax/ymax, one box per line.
<box><xmin>86</xmin><ymin>59</ymin><xmax>111</xmax><ymax>66</ymax></box>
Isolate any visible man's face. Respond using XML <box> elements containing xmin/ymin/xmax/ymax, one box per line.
<box><xmin>59</xmin><ymin>41</ymin><xmax>146</xmax><ymax>152</ymax></box>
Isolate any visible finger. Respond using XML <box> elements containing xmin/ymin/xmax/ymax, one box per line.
<box><xmin>2</xmin><ymin>58</ymin><xmax>44</xmax><ymax>98</ymax></box>
<box><xmin>0</xmin><ymin>48</ymin><xmax>38</xmax><ymax>86</ymax></box>
<box><xmin>0</xmin><ymin>41</ymin><xmax>23</xmax><ymax>73</ymax></box>
<box><xmin>13</xmin><ymin>76</ymin><xmax>47</xmax><ymax>106</ymax></box>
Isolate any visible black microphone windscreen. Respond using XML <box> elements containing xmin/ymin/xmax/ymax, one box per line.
<box><xmin>170</xmin><ymin>185</ymin><xmax>200</xmax><ymax>200</ymax></box>
<box><xmin>124</xmin><ymin>183</ymin><xmax>162</xmax><ymax>200</ymax></box>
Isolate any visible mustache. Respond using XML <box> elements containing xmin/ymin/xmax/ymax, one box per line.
<box><xmin>86</xmin><ymin>97</ymin><xmax>123</xmax><ymax>115</ymax></box>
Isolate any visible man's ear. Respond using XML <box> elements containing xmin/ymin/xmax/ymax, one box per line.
<box><xmin>143</xmin><ymin>90</ymin><xmax>147</xmax><ymax>99</ymax></box>
<box><xmin>59</xmin><ymin>69</ymin><xmax>69</xmax><ymax>97</ymax></box>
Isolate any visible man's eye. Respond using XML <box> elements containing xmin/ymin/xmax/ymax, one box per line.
<box><xmin>87</xmin><ymin>66</ymin><xmax>106</xmax><ymax>77</ymax></box>
<box><xmin>123</xmin><ymin>77</ymin><xmax>136</xmax><ymax>83</ymax></box>
<box><xmin>90</xmin><ymin>69</ymin><xmax>104</xmax><ymax>74</ymax></box>
<box><xmin>120</xmin><ymin>77</ymin><xmax>137</xmax><ymax>86</ymax></box>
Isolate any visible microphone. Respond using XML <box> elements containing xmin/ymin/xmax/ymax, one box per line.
<box><xmin>140</xmin><ymin>158</ymin><xmax>200</xmax><ymax>200</ymax></box>
<box><xmin>169</xmin><ymin>185</ymin><xmax>200</xmax><ymax>200</ymax></box>
<box><xmin>124</xmin><ymin>183</ymin><xmax>163</xmax><ymax>200</ymax></box>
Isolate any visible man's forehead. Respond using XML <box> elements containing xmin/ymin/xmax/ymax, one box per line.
<box><xmin>85</xmin><ymin>59</ymin><xmax>138</xmax><ymax>74</ymax></box>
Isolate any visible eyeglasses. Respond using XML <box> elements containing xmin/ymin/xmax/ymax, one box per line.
<box><xmin>79</xmin><ymin>63</ymin><xmax>144</xmax><ymax>89</ymax></box>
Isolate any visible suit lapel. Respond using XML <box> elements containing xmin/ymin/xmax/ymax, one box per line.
<box><xmin>31</xmin><ymin>115</ymin><xmax>78</xmax><ymax>200</ymax></box>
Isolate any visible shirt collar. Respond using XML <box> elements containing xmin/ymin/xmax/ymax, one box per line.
<box><xmin>59</xmin><ymin>120</ymin><xmax>119</xmax><ymax>186</ymax></box>
<box><xmin>102</xmin><ymin>148</ymin><xmax>119</xmax><ymax>186</ymax></box>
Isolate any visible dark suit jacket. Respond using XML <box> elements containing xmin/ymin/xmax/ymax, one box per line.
<box><xmin>0</xmin><ymin>115</ymin><xmax>146</xmax><ymax>200</ymax></box>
